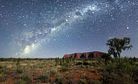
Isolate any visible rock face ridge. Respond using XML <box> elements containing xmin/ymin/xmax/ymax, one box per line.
<box><xmin>63</xmin><ymin>51</ymin><xmax>107</xmax><ymax>59</ymax></box>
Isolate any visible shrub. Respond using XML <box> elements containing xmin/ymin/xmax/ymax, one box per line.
<box><xmin>83</xmin><ymin>61</ymin><xmax>91</xmax><ymax>66</ymax></box>
<box><xmin>54</xmin><ymin>76</ymin><xmax>64</xmax><ymax>84</ymax></box>
<box><xmin>76</xmin><ymin>62</ymin><xmax>83</xmax><ymax>65</ymax></box>
<box><xmin>78</xmin><ymin>79</ymin><xmax>88</xmax><ymax>84</ymax></box>
<box><xmin>0</xmin><ymin>66</ymin><xmax>7</xmax><ymax>82</ymax></box>
<box><xmin>132</xmin><ymin>65</ymin><xmax>138</xmax><ymax>83</ymax></box>
<box><xmin>36</xmin><ymin>75</ymin><xmax>49</xmax><ymax>83</ymax></box>
<box><xmin>15</xmin><ymin>75</ymin><xmax>31</xmax><ymax>84</ymax></box>
<box><xmin>15</xmin><ymin>79</ymin><xmax>26</xmax><ymax>84</ymax></box>
<box><xmin>0</xmin><ymin>72</ymin><xmax>6</xmax><ymax>82</ymax></box>
<box><xmin>21</xmin><ymin>75</ymin><xmax>31</xmax><ymax>83</ymax></box>
<box><xmin>61</xmin><ymin>65</ymin><xmax>68</xmax><ymax>72</ymax></box>
<box><xmin>49</xmin><ymin>68</ymin><xmax>57</xmax><ymax>76</ymax></box>
<box><xmin>91</xmin><ymin>80</ymin><xmax>102</xmax><ymax>84</ymax></box>
<box><xmin>102</xmin><ymin>57</ymin><xmax>137</xmax><ymax>84</ymax></box>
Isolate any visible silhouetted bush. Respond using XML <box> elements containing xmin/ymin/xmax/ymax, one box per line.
<box><xmin>102</xmin><ymin>57</ymin><xmax>137</xmax><ymax>84</ymax></box>
<box><xmin>54</xmin><ymin>76</ymin><xmax>64</xmax><ymax>84</ymax></box>
<box><xmin>36</xmin><ymin>75</ymin><xmax>49</xmax><ymax>83</ymax></box>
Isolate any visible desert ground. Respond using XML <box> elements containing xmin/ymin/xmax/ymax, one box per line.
<box><xmin>0</xmin><ymin>58</ymin><xmax>137</xmax><ymax>84</ymax></box>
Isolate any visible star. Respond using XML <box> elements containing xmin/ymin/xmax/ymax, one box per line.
<box><xmin>0</xmin><ymin>0</ymin><xmax>137</xmax><ymax>58</ymax></box>
<box><xmin>126</xmin><ymin>27</ymin><xmax>130</xmax><ymax>30</ymax></box>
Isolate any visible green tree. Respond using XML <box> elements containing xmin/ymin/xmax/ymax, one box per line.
<box><xmin>106</xmin><ymin>37</ymin><xmax>132</xmax><ymax>58</ymax></box>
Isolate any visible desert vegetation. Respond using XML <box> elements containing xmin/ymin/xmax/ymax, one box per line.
<box><xmin>0</xmin><ymin>57</ymin><xmax>137</xmax><ymax>84</ymax></box>
<box><xmin>0</xmin><ymin>37</ymin><xmax>137</xmax><ymax>84</ymax></box>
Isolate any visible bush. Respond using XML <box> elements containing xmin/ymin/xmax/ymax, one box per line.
<box><xmin>48</xmin><ymin>69</ymin><xmax>57</xmax><ymax>77</ymax></box>
<box><xmin>76</xmin><ymin>62</ymin><xmax>83</xmax><ymax>65</ymax></box>
<box><xmin>0</xmin><ymin>66</ymin><xmax>7</xmax><ymax>82</ymax></box>
<box><xmin>54</xmin><ymin>76</ymin><xmax>64</xmax><ymax>84</ymax></box>
<box><xmin>91</xmin><ymin>80</ymin><xmax>102</xmax><ymax>84</ymax></box>
<box><xmin>0</xmin><ymin>72</ymin><xmax>6</xmax><ymax>82</ymax></box>
<box><xmin>21</xmin><ymin>75</ymin><xmax>31</xmax><ymax>83</ymax></box>
<box><xmin>36</xmin><ymin>75</ymin><xmax>49</xmax><ymax>83</ymax></box>
<box><xmin>132</xmin><ymin>65</ymin><xmax>138</xmax><ymax>83</ymax></box>
<box><xmin>15</xmin><ymin>75</ymin><xmax>31</xmax><ymax>84</ymax></box>
<box><xmin>102</xmin><ymin>58</ymin><xmax>137</xmax><ymax>84</ymax></box>
<box><xmin>83</xmin><ymin>61</ymin><xmax>90</xmax><ymax>66</ymax></box>
<box><xmin>78</xmin><ymin>79</ymin><xmax>88</xmax><ymax>84</ymax></box>
<box><xmin>61</xmin><ymin>66</ymin><xmax>68</xmax><ymax>72</ymax></box>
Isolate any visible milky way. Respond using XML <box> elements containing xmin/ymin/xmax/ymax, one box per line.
<box><xmin>0</xmin><ymin>0</ymin><xmax>138</xmax><ymax>57</ymax></box>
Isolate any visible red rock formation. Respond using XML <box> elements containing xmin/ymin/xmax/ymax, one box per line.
<box><xmin>63</xmin><ymin>51</ymin><xmax>107</xmax><ymax>59</ymax></box>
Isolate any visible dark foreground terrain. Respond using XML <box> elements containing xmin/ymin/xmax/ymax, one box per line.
<box><xmin>0</xmin><ymin>57</ymin><xmax>138</xmax><ymax>84</ymax></box>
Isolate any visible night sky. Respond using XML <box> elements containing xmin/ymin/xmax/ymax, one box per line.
<box><xmin>0</xmin><ymin>0</ymin><xmax>138</xmax><ymax>58</ymax></box>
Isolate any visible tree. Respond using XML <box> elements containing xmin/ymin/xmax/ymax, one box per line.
<box><xmin>102</xmin><ymin>53</ymin><xmax>111</xmax><ymax>64</ymax></box>
<box><xmin>106</xmin><ymin>37</ymin><xmax>132</xmax><ymax>58</ymax></box>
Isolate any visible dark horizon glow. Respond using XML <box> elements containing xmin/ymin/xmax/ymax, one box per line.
<box><xmin>0</xmin><ymin>0</ymin><xmax>138</xmax><ymax>58</ymax></box>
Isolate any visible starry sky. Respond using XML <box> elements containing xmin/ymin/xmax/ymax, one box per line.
<box><xmin>0</xmin><ymin>0</ymin><xmax>138</xmax><ymax>58</ymax></box>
